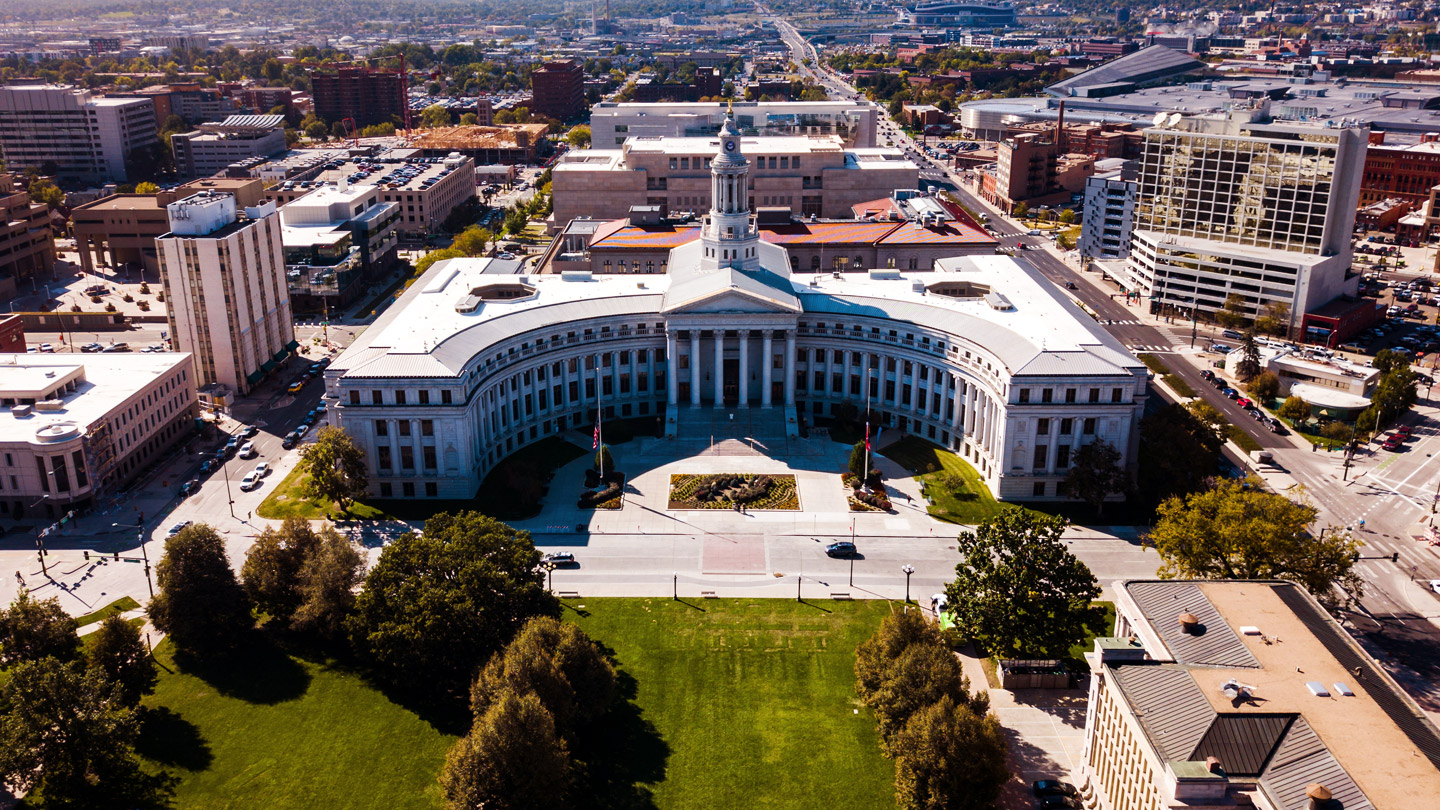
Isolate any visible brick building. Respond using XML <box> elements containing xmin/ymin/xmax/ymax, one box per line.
<box><xmin>0</xmin><ymin>173</ymin><xmax>56</xmax><ymax>300</ymax></box>
<box><xmin>1359</xmin><ymin>136</ymin><xmax>1440</xmax><ymax>206</ymax></box>
<box><xmin>531</xmin><ymin>60</ymin><xmax>585</xmax><ymax>122</ymax></box>
<box><xmin>312</xmin><ymin>67</ymin><xmax>406</xmax><ymax>127</ymax></box>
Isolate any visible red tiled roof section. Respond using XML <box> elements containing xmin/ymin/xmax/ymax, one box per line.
<box><xmin>586</xmin><ymin>219</ymin><xmax>997</xmax><ymax>250</ymax></box>
<box><xmin>589</xmin><ymin>223</ymin><xmax>699</xmax><ymax>249</ymax></box>
<box><xmin>880</xmin><ymin>222</ymin><xmax>996</xmax><ymax>245</ymax></box>
<box><xmin>759</xmin><ymin>221</ymin><xmax>905</xmax><ymax>244</ymax></box>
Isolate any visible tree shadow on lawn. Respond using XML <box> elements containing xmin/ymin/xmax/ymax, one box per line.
<box><xmin>569</xmin><ymin>669</ymin><xmax>670</xmax><ymax>810</ymax></box>
<box><xmin>170</xmin><ymin>630</ymin><xmax>311</xmax><ymax>706</ymax></box>
<box><xmin>136</xmin><ymin>706</ymin><xmax>214</xmax><ymax>772</ymax></box>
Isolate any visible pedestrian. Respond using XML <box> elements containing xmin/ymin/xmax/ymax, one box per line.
<box><xmin>248</xmin><ymin>510</ymin><xmax>253</xmax><ymax>520</ymax></box>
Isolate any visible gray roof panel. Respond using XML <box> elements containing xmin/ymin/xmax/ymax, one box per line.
<box><xmin>1260</xmin><ymin>717</ymin><xmax>1374</xmax><ymax>810</ymax></box>
<box><xmin>1192</xmin><ymin>714</ymin><xmax>1293</xmax><ymax>776</ymax></box>
<box><xmin>1112</xmin><ymin>665</ymin><xmax>1214</xmax><ymax>762</ymax></box>
<box><xmin>1048</xmin><ymin>45</ymin><xmax>1204</xmax><ymax>95</ymax></box>
<box><xmin>1125</xmin><ymin>581</ymin><xmax>1262</xmax><ymax>668</ymax></box>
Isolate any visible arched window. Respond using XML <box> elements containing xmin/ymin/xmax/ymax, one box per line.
<box><xmin>604</xmin><ymin>260</ymin><xmax>612</xmax><ymax>272</ymax></box>
<box><xmin>646</xmin><ymin>260</ymin><xmax>655</xmax><ymax>272</ymax></box>
<box><xmin>810</xmin><ymin>256</ymin><xmax>821</xmax><ymax>271</ymax></box>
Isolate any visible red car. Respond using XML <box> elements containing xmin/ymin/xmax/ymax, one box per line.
<box><xmin>1384</xmin><ymin>437</ymin><xmax>1406</xmax><ymax>452</ymax></box>
<box><xmin>1236</xmin><ymin>397</ymin><xmax>1253</xmax><ymax>409</ymax></box>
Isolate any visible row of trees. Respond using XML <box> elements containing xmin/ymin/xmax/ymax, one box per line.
<box><xmin>0</xmin><ymin>593</ymin><xmax>157</xmax><ymax>804</ymax></box>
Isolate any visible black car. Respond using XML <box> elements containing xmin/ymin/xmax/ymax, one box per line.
<box><xmin>241</xmin><ymin>425</ymin><xmax>259</xmax><ymax>438</ymax></box>
<box><xmin>1039</xmin><ymin>797</ymin><xmax>1080</xmax><ymax>810</ymax></box>
<box><xmin>179</xmin><ymin>479</ymin><xmax>199</xmax><ymax>497</ymax></box>
<box><xmin>282</xmin><ymin>431</ymin><xmax>301</xmax><ymax>449</ymax></box>
<box><xmin>825</xmin><ymin>541</ymin><xmax>857</xmax><ymax>558</ymax></box>
<box><xmin>200</xmin><ymin>459</ymin><xmax>217</xmax><ymax>473</ymax></box>
<box><xmin>543</xmin><ymin>552</ymin><xmax>577</xmax><ymax>565</ymax></box>
<box><xmin>1033</xmin><ymin>780</ymin><xmax>1078</xmax><ymax>799</ymax></box>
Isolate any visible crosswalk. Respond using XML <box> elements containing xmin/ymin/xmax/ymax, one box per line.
<box><xmin>1100</xmin><ymin>319</ymin><xmax>1144</xmax><ymax>326</ymax></box>
<box><xmin>1127</xmin><ymin>344</ymin><xmax>1175</xmax><ymax>353</ymax></box>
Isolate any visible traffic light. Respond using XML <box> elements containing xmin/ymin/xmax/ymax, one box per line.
<box><xmin>1392</xmin><ymin>552</ymin><xmax>1400</xmax><ymax>563</ymax></box>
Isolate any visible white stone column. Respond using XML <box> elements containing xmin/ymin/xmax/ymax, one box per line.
<box><xmin>964</xmin><ymin>384</ymin><xmax>977</xmax><ymax>435</ymax></box>
<box><xmin>667</xmin><ymin>331</ymin><xmax>679</xmax><ymax>406</ymax></box>
<box><xmin>761</xmin><ymin>331</ymin><xmax>773</xmax><ymax>407</ymax></box>
<box><xmin>951</xmin><ymin>375</ymin><xmax>965</xmax><ymax>434</ymax></box>
<box><xmin>784</xmin><ymin>330</ymin><xmax>796</xmax><ymax>406</ymax></box>
<box><xmin>690</xmin><ymin>332</ymin><xmax>701</xmax><ymax>406</ymax></box>
<box><xmin>737</xmin><ymin>329</ymin><xmax>750</xmax><ymax>407</ymax></box>
<box><xmin>713</xmin><ymin>330</ymin><xmax>724</xmax><ymax>407</ymax></box>
<box><xmin>628</xmin><ymin>348</ymin><xmax>638</xmax><ymax>403</ymax></box>
<box><xmin>610</xmin><ymin>351</ymin><xmax>621</xmax><ymax>408</ymax></box>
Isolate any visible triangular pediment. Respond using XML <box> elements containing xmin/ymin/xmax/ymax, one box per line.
<box><xmin>663</xmin><ymin>286</ymin><xmax>799</xmax><ymax>314</ymax></box>
<box><xmin>661</xmin><ymin>264</ymin><xmax>802</xmax><ymax>314</ymax></box>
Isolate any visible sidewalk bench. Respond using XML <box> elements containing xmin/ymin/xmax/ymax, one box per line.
<box><xmin>830</xmin><ymin>592</ymin><xmax>853</xmax><ymax>600</ymax></box>
<box><xmin>701</xmin><ymin>590</ymin><xmax>718</xmax><ymax>598</ymax></box>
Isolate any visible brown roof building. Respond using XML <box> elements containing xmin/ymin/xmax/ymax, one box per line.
<box><xmin>1081</xmin><ymin>579</ymin><xmax>1440</xmax><ymax>810</ymax></box>
<box><xmin>312</xmin><ymin>67</ymin><xmax>405</xmax><ymax>128</ymax></box>
<box><xmin>409</xmin><ymin>124</ymin><xmax>549</xmax><ymax>165</ymax></box>
<box><xmin>69</xmin><ymin>177</ymin><xmax>264</xmax><ymax>275</ymax></box>
<box><xmin>531</xmin><ymin>59</ymin><xmax>585</xmax><ymax>122</ymax></box>
<box><xmin>0</xmin><ymin>173</ymin><xmax>56</xmax><ymax>301</ymax></box>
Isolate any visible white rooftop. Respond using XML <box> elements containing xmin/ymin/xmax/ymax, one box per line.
<box><xmin>0</xmin><ymin>354</ymin><xmax>194</xmax><ymax>444</ymax></box>
<box><xmin>332</xmin><ymin>254</ymin><xmax>1142</xmax><ymax>381</ymax></box>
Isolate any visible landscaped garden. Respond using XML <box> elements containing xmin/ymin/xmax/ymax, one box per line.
<box><xmin>667</xmin><ymin>473</ymin><xmax>799</xmax><ymax>510</ymax></box>
<box><xmin>567</xmin><ymin>598</ymin><xmax>896</xmax><ymax>810</ymax></box>
<box><xmin>880</xmin><ymin>436</ymin><xmax>1006</xmax><ymax>524</ymax></box>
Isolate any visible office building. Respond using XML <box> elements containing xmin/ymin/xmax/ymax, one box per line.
<box><xmin>1080</xmin><ymin>579</ymin><xmax>1440</xmax><ymax>810</ymax></box>
<box><xmin>1078</xmin><ymin>159</ymin><xmax>1137</xmax><ymax>260</ymax></box>
<box><xmin>331</xmin><ymin>115</ymin><xmax>1144</xmax><ymax>501</ymax></box>
<box><xmin>220</xmin><ymin>84</ymin><xmax>295</xmax><ymax>117</ymax></box>
<box><xmin>551</xmin><ymin>135</ymin><xmax>917</xmax><ymax>232</ymax></box>
<box><xmin>0</xmin><ymin>86</ymin><xmax>157</xmax><ymax>184</ymax></box>
<box><xmin>0</xmin><ymin>353</ymin><xmax>198</xmax><ymax>518</ymax></box>
<box><xmin>280</xmin><ymin>181</ymin><xmax>400</xmax><ymax>311</ymax></box>
<box><xmin>590</xmin><ymin>100</ymin><xmax>881</xmax><ymax>148</ymax></box>
<box><xmin>171</xmin><ymin>114</ymin><xmax>288</xmax><ymax>178</ymax></box>
<box><xmin>265</xmin><ymin>150</ymin><xmax>474</xmax><ymax>240</ymax></box>
<box><xmin>156</xmin><ymin>192</ymin><xmax>296</xmax><ymax>404</ymax></box>
<box><xmin>70</xmin><ymin>177</ymin><xmax>264</xmax><ymax>275</ymax></box>
<box><xmin>0</xmin><ymin>314</ymin><xmax>25</xmax><ymax>352</ymax></box>
<box><xmin>311</xmin><ymin>67</ymin><xmax>405</xmax><ymax>128</ymax></box>
<box><xmin>1359</xmin><ymin>136</ymin><xmax>1440</xmax><ymax>206</ymax></box>
<box><xmin>979</xmin><ymin>132</ymin><xmax>1095</xmax><ymax>213</ymax></box>
<box><xmin>113</xmin><ymin>83</ymin><xmax>236</xmax><ymax>127</ymax></box>
<box><xmin>0</xmin><ymin>173</ymin><xmax>57</xmax><ymax>296</ymax></box>
<box><xmin>530</xmin><ymin>59</ymin><xmax>585</xmax><ymax>122</ymax></box>
<box><xmin>1120</xmin><ymin>102</ymin><xmax>1367</xmax><ymax>332</ymax></box>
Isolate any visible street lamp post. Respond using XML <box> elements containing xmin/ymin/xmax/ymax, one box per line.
<box><xmin>902</xmin><ymin>564</ymin><xmax>915</xmax><ymax>603</ymax></box>
<box><xmin>673</xmin><ymin>572</ymin><xmax>678</xmax><ymax>601</ymax></box>
<box><xmin>111</xmin><ymin>522</ymin><xmax>154</xmax><ymax>599</ymax></box>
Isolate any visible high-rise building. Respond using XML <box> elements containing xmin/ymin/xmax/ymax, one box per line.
<box><xmin>1078</xmin><ymin>159</ymin><xmax>1137</xmax><ymax>260</ymax></box>
<box><xmin>311</xmin><ymin>67</ymin><xmax>405</xmax><ymax>128</ymax></box>
<box><xmin>530</xmin><ymin>59</ymin><xmax>585</xmax><ymax>122</ymax></box>
<box><xmin>1122</xmin><ymin>101</ymin><xmax>1367</xmax><ymax>332</ymax></box>
<box><xmin>156</xmin><ymin>192</ymin><xmax>296</xmax><ymax>405</ymax></box>
<box><xmin>0</xmin><ymin>173</ymin><xmax>57</xmax><ymax>298</ymax></box>
<box><xmin>171</xmin><ymin>114</ymin><xmax>288</xmax><ymax>178</ymax></box>
<box><xmin>0</xmin><ymin>86</ymin><xmax>157</xmax><ymax>184</ymax></box>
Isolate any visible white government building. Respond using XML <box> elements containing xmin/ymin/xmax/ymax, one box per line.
<box><xmin>328</xmin><ymin>112</ymin><xmax>1148</xmax><ymax>502</ymax></box>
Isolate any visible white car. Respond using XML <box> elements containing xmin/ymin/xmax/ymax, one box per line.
<box><xmin>239</xmin><ymin>441</ymin><xmax>257</xmax><ymax>459</ymax></box>
<box><xmin>240</xmin><ymin>471</ymin><xmax>262</xmax><ymax>491</ymax></box>
<box><xmin>39</xmin><ymin>343</ymin><xmax>54</xmax><ymax>352</ymax></box>
<box><xmin>254</xmin><ymin>462</ymin><xmax>271</xmax><ymax>478</ymax></box>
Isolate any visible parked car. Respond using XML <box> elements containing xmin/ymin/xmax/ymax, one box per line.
<box><xmin>80</xmin><ymin>342</ymin><xmax>104</xmax><ymax>353</ymax></box>
<box><xmin>542</xmin><ymin>552</ymin><xmax>576</xmax><ymax>565</ymax></box>
<box><xmin>1236</xmin><ymin>397</ymin><xmax>1253</xmax><ymax>409</ymax></box>
<box><xmin>241</xmin><ymin>425</ymin><xmax>259</xmax><ymax>438</ymax></box>
<box><xmin>1039</xmin><ymin>796</ymin><xmax>1081</xmax><ymax>810</ymax></box>
<box><xmin>224</xmin><ymin>438</ymin><xmax>239</xmax><ymax>457</ymax></box>
<box><xmin>1221</xmin><ymin>329</ymin><xmax>1245</xmax><ymax>340</ymax></box>
<box><xmin>1209</xmin><ymin>343</ymin><xmax>1232</xmax><ymax>354</ymax></box>
<box><xmin>1222</xmin><ymin>388</ymin><xmax>1239</xmax><ymax>399</ymax></box>
<box><xmin>1033</xmin><ymin>781</ymin><xmax>1079</xmax><ymax>799</ymax></box>
<box><xmin>825</xmin><ymin>541</ymin><xmax>858</xmax><ymax>558</ymax></box>
<box><xmin>38</xmin><ymin>343</ymin><xmax>54</xmax><ymax>352</ymax></box>
<box><xmin>167</xmin><ymin>521</ymin><xmax>193</xmax><ymax>536</ymax></box>
<box><xmin>101</xmin><ymin>342</ymin><xmax>130</xmax><ymax>352</ymax></box>
<box><xmin>200</xmin><ymin>459</ymin><xmax>217</xmax><ymax>474</ymax></box>
<box><xmin>179</xmin><ymin>479</ymin><xmax>199</xmax><ymax>497</ymax></box>
<box><xmin>1383</xmin><ymin>437</ymin><xmax>1406</xmax><ymax>452</ymax></box>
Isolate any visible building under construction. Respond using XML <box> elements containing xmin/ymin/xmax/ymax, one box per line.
<box><xmin>410</xmin><ymin>124</ymin><xmax>551</xmax><ymax>165</ymax></box>
<box><xmin>312</xmin><ymin>66</ymin><xmax>406</xmax><ymax>127</ymax></box>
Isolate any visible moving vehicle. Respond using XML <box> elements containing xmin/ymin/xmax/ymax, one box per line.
<box><xmin>101</xmin><ymin>342</ymin><xmax>130</xmax><ymax>352</ymax></box>
<box><xmin>179</xmin><ymin>479</ymin><xmax>199</xmax><ymax>497</ymax></box>
<box><xmin>825</xmin><ymin>541</ymin><xmax>857</xmax><ymax>558</ymax></box>
<box><xmin>167</xmin><ymin>521</ymin><xmax>193</xmax><ymax>536</ymax></box>
<box><xmin>38</xmin><ymin>343</ymin><xmax>54</xmax><ymax>352</ymax></box>
<box><xmin>1033</xmin><ymin>781</ymin><xmax>1079</xmax><ymax>799</ymax></box>
<box><xmin>240</xmin><ymin>471</ymin><xmax>262</xmax><ymax>491</ymax></box>
<box><xmin>287</xmin><ymin>381</ymin><xmax>306</xmax><ymax>394</ymax></box>
<box><xmin>238</xmin><ymin>441</ymin><xmax>257</xmax><ymax>459</ymax></box>
<box><xmin>542</xmin><ymin>552</ymin><xmax>576</xmax><ymax>565</ymax></box>
<box><xmin>241</xmin><ymin>425</ymin><xmax>259</xmax><ymax>438</ymax></box>
<box><xmin>254</xmin><ymin>462</ymin><xmax>271</xmax><ymax>478</ymax></box>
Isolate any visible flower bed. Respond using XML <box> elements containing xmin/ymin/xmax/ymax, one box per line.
<box><xmin>840</xmin><ymin>473</ymin><xmax>892</xmax><ymax>512</ymax></box>
<box><xmin>579</xmin><ymin>472</ymin><xmax>625</xmax><ymax>510</ymax></box>
<box><xmin>668</xmin><ymin>473</ymin><xmax>800</xmax><ymax>510</ymax></box>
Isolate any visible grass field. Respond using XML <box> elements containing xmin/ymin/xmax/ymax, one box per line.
<box><xmin>75</xmin><ymin>596</ymin><xmax>140</xmax><ymax>627</ymax></box>
<box><xmin>880</xmin><ymin>436</ymin><xmax>1007</xmax><ymax>524</ymax></box>
<box><xmin>132</xmin><ymin>640</ymin><xmax>456</xmax><ymax>810</ymax></box>
<box><xmin>568</xmin><ymin>598</ymin><xmax>896</xmax><ymax>810</ymax></box>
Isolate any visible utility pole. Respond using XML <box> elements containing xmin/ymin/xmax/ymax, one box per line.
<box><xmin>902</xmin><ymin>564</ymin><xmax>914</xmax><ymax>603</ymax></box>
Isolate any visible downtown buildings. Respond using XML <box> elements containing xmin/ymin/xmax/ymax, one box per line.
<box><xmin>0</xmin><ymin>173</ymin><xmax>57</xmax><ymax>299</ymax></box>
<box><xmin>1111</xmin><ymin>101</ymin><xmax>1367</xmax><ymax>333</ymax></box>
<box><xmin>156</xmin><ymin>192</ymin><xmax>296</xmax><ymax>406</ymax></box>
<box><xmin>0</xmin><ymin>85</ymin><xmax>157</xmax><ymax>184</ymax></box>
<box><xmin>530</xmin><ymin>59</ymin><xmax>586</xmax><ymax>122</ymax></box>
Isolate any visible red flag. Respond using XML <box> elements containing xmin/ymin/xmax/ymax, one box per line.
<box><xmin>864</xmin><ymin>422</ymin><xmax>870</xmax><ymax>454</ymax></box>
<box><xmin>593</xmin><ymin>421</ymin><xmax>600</xmax><ymax>450</ymax></box>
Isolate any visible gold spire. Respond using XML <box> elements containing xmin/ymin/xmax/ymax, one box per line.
<box><xmin>727</xmin><ymin>96</ymin><xmax>733</xmax><ymax>116</ymax></box>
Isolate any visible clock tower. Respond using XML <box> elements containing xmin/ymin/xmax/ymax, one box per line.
<box><xmin>698</xmin><ymin>105</ymin><xmax>760</xmax><ymax>272</ymax></box>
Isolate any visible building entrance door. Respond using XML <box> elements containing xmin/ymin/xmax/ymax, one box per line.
<box><xmin>723</xmin><ymin>359</ymin><xmax>739</xmax><ymax>405</ymax></box>
<box><xmin>771</xmin><ymin>381</ymin><xmax>784</xmax><ymax>405</ymax></box>
<box><xmin>678</xmin><ymin>381</ymin><xmax>691</xmax><ymax>403</ymax></box>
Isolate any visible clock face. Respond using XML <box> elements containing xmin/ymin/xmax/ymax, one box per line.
<box><xmin>725</xmin><ymin>140</ymin><xmax>736</xmax><ymax>152</ymax></box>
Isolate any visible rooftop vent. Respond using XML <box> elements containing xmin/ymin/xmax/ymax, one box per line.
<box><xmin>1305</xmin><ymin>681</ymin><xmax>1331</xmax><ymax>697</ymax></box>
<box><xmin>1179</xmin><ymin>613</ymin><xmax>1201</xmax><ymax>634</ymax></box>
<box><xmin>1219</xmin><ymin>679</ymin><xmax>1254</xmax><ymax>701</ymax></box>
<box><xmin>1306</xmin><ymin>783</ymin><xmax>1332</xmax><ymax>806</ymax></box>
<box><xmin>1333</xmin><ymin>682</ymin><xmax>1354</xmax><ymax>697</ymax></box>
<box><xmin>11</xmin><ymin>405</ymin><xmax>33</xmax><ymax>418</ymax></box>
<box><xmin>1205</xmin><ymin>756</ymin><xmax>1222</xmax><ymax>774</ymax></box>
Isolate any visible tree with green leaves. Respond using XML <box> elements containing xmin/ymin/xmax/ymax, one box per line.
<box><xmin>564</xmin><ymin>125</ymin><xmax>591</xmax><ymax>147</ymax></box>
<box><xmin>891</xmin><ymin>696</ymin><xmax>1009</xmax><ymax>810</ymax></box>
<box><xmin>241</xmin><ymin>517</ymin><xmax>320</xmax><ymax>622</ymax></box>
<box><xmin>1186</xmin><ymin>400</ymin><xmax>1228</xmax><ymax>433</ymax></box>
<box><xmin>0</xmin><ymin>590</ymin><xmax>80</xmax><ymax>667</ymax></box>
<box><xmin>854</xmin><ymin>609</ymin><xmax>988</xmax><ymax>745</ymax></box>
<box><xmin>1150</xmin><ymin>477</ymin><xmax>1363</xmax><ymax>607</ymax></box>
<box><xmin>1058</xmin><ymin>208</ymin><xmax>1076</xmax><ymax>224</ymax></box>
<box><xmin>595</xmin><ymin>443</ymin><xmax>614</xmax><ymax>474</ymax></box>
<box><xmin>459</xmin><ymin>112</ymin><xmax>479</xmax><ymax>126</ymax></box>
<box><xmin>134</xmin><ymin>181</ymin><xmax>160</xmax><ymax>194</ymax></box>
<box><xmin>1245</xmin><ymin>371</ymin><xmax>1280</xmax><ymax>401</ymax></box>
<box><xmin>148</xmin><ymin>523</ymin><xmax>253</xmax><ymax>656</ymax></box>
<box><xmin>421</xmin><ymin>103</ymin><xmax>452</xmax><ymax>129</ymax></box>
<box><xmin>291</xmin><ymin>526</ymin><xmax>367</xmax><ymax>641</ymax></box>
<box><xmin>0</xmin><ymin>658</ymin><xmax>139</xmax><ymax>804</ymax></box>
<box><xmin>1236</xmin><ymin>331</ymin><xmax>1262</xmax><ymax>382</ymax></box>
<box><xmin>1062</xmin><ymin>440</ymin><xmax>1128</xmax><ymax>516</ymax></box>
<box><xmin>1216</xmin><ymin>293</ymin><xmax>1248</xmax><ymax>329</ymax></box>
<box><xmin>1253</xmin><ymin>302</ymin><xmax>1290</xmax><ymax>337</ymax></box>
<box><xmin>1010</xmin><ymin>201</ymin><xmax>1028</xmax><ymax>219</ymax></box>
<box><xmin>297</xmin><ymin>426</ymin><xmax>369</xmax><ymax>512</ymax></box>
<box><xmin>470</xmin><ymin>616</ymin><xmax>615</xmax><ymax>739</ymax></box>
<box><xmin>849</xmin><ymin>440</ymin><xmax>872</xmax><ymax>479</ymax></box>
<box><xmin>304</xmin><ymin>120</ymin><xmax>328</xmax><ymax>139</ymax></box>
<box><xmin>26</xmin><ymin>177</ymin><xmax>64</xmax><ymax>209</ymax></box>
<box><xmin>350</xmin><ymin>512</ymin><xmax>558</xmax><ymax>700</ymax></box>
<box><xmin>1277</xmin><ymin>395</ymin><xmax>1311</xmax><ymax>422</ymax></box>
<box><xmin>86</xmin><ymin>615</ymin><xmax>156</xmax><ymax>709</ymax></box>
<box><xmin>943</xmin><ymin>509</ymin><xmax>1103</xmax><ymax>659</ymax></box>
<box><xmin>440</xmin><ymin>689</ymin><xmax>569</xmax><ymax>810</ymax></box>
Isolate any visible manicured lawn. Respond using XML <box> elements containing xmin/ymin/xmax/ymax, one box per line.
<box><xmin>473</xmin><ymin>436</ymin><xmax>587</xmax><ymax>520</ymax></box>
<box><xmin>568</xmin><ymin>598</ymin><xmax>896</xmax><ymax>810</ymax></box>
<box><xmin>75</xmin><ymin>596</ymin><xmax>140</xmax><ymax>627</ymax></box>
<box><xmin>132</xmin><ymin>640</ymin><xmax>455</xmax><ymax>809</ymax></box>
<box><xmin>880</xmin><ymin>436</ymin><xmax>1008</xmax><ymax>524</ymax></box>
<box><xmin>256</xmin><ymin>466</ymin><xmax>392</xmax><ymax>520</ymax></box>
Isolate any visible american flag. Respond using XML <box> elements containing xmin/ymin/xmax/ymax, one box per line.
<box><xmin>593</xmin><ymin>421</ymin><xmax>600</xmax><ymax>450</ymax></box>
<box><xmin>864</xmin><ymin>422</ymin><xmax>870</xmax><ymax>454</ymax></box>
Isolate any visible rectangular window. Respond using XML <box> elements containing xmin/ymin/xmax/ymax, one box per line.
<box><xmin>1042</xmin><ymin>388</ymin><xmax>1053</xmax><ymax>403</ymax></box>
<box><xmin>395</xmin><ymin>391</ymin><xmax>407</xmax><ymax>405</ymax></box>
<box><xmin>398</xmin><ymin>421</ymin><xmax>412</xmax><ymax>437</ymax></box>
<box><xmin>442</xmin><ymin>390</ymin><xmax>453</xmax><ymax>405</ymax></box>
<box><xmin>1019</xmin><ymin>389</ymin><xmax>1030</xmax><ymax>404</ymax></box>
<box><xmin>403</xmin><ymin>482</ymin><xmax>415</xmax><ymax>497</ymax></box>
<box><xmin>1032</xmin><ymin>444</ymin><xmax>1047</xmax><ymax>469</ymax></box>
<box><xmin>1088</xmin><ymin>388</ymin><xmax>1100</xmax><ymax>404</ymax></box>
<box><xmin>400</xmin><ymin>446</ymin><xmax>414</xmax><ymax>470</ymax></box>
<box><xmin>1065</xmin><ymin>389</ymin><xmax>1076</xmax><ymax>404</ymax></box>
<box><xmin>426</xmin><ymin>482</ymin><xmax>438</xmax><ymax>497</ymax></box>
<box><xmin>1033</xmin><ymin>481</ymin><xmax>1046</xmax><ymax>497</ymax></box>
<box><xmin>1037</xmin><ymin>418</ymin><xmax>1050</xmax><ymax>435</ymax></box>
<box><xmin>1057</xmin><ymin>445</ymin><xmax>1072</xmax><ymax>468</ymax></box>
<box><xmin>1083</xmin><ymin>418</ymin><xmax>1097</xmax><ymax>435</ymax></box>
<box><xmin>375</xmin><ymin>420</ymin><xmax>388</xmax><ymax>437</ymax></box>
<box><xmin>372</xmin><ymin>391</ymin><xmax>383</xmax><ymax>405</ymax></box>
<box><xmin>423</xmin><ymin>446</ymin><xmax>437</xmax><ymax>469</ymax></box>
<box><xmin>378</xmin><ymin>446</ymin><xmax>392</xmax><ymax>470</ymax></box>
<box><xmin>419</xmin><ymin>390</ymin><xmax>430</xmax><ymax>405</ymax></box>
<box><xmin>1061</xmin><ymin>418</ymin><xmax>1073</xmax><ymax>434</ymax></box>
<box><xmin>350</xmin><ymin>390</ymin><xmax>360</xmax><ymax>405</ymax></box>
<box><xmin>1111</xmin><ymin>388</ymin><xmax>1123</xmax><ymax>403</ymax></box>
<box><xmin>380</xmin><ymin>482</ymin><xmax>393</xmax><ymax>497</ymax></box>
<box><xmin>421</xmin><ymin>420</ymin><xmax>434</xmax><ymax>437</ymax></box>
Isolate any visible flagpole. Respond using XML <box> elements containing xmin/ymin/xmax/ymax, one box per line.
<box><xmin>596</xmin><ymin>364</ymin><xmax>604</xmax><ymax>478</ymax></box>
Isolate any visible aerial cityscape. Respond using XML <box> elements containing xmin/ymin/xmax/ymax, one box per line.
<box><xmin>0</xmin><ymin>0</ymin><xmax>1439</xmax><ymax>807</ymax></box>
